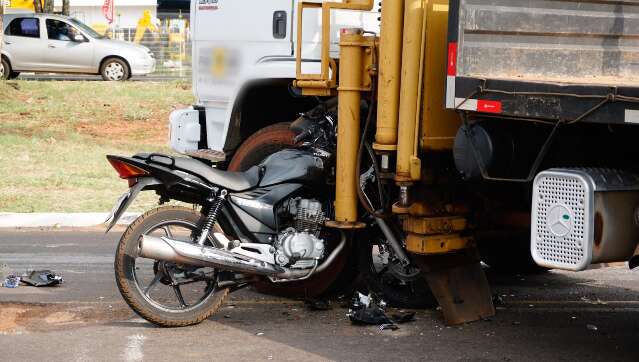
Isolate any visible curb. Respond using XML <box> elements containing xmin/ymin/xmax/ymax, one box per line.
<box><xmin>0</xmin><ymin>213</ymin><xmax>140</xmax><ymax>228</ymax></box>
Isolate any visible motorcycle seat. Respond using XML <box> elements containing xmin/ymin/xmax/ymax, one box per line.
<box><xmin>134</xmin><ymin>153</ymin><xmax>261</xmax><ymax>192</ymax></box>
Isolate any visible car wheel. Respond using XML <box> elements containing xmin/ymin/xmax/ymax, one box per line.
<box><xmin>101</xmin><ymin>58</ymin><xmax>130</xmax><ymax>81</ymax></box>
<box><xmin>8</xmin><ymin>72</ymin><xmax>20</xmax><ymax>80</ymax></box>
<box><xmin>0</xmin><ymin>58</ymin><xmax>11</xmax><ymax>80</ymax></box>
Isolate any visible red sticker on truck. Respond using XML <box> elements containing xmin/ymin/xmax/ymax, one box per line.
<box><xmin>447</xmin><ymin>42</ymin><xmax>458</xmax><ymax>76</ymax></box>
<box><xmin>198</xmin><ymin>0</ymin><xmax>219</xmax><ymax>10</ymax></box>
<box><xmin>476</xmin><ymin>100</ymin><xmax>502</xmax><ymax>113</ymax></box>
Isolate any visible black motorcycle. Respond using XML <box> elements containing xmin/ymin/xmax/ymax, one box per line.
<box><xmin>106</xmin><ymin>107</ymin><xmax>432</xmax><ymax>327</ymax></box>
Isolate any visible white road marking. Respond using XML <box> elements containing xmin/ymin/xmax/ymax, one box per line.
<box><xmin>123</xmin><ymin>334</ymin><xmax>146</xmax><ymax>362</ymax></box>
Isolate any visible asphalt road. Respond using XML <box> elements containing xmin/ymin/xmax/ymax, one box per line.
<box><xmin>1</xmin><ymin>229</ymin><xmax>639</xmax><ymax>361</ymax></box>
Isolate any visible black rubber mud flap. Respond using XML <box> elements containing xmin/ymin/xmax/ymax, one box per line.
<box><xmin>413</xmin><ymin>248</ymin><xmax>495</xmax><ymax>325</ymax></box>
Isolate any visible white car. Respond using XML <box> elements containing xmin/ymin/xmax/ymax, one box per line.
<box><xmin>1</xmin><ymin>13</ymin><xmax>155</xmax><ymax>81</ymax></box>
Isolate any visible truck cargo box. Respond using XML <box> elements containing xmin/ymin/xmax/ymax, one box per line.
<box><xmin>445</xmin><ymin>0</ymin><xmax>639</xmax><ymax>124</ymax></box>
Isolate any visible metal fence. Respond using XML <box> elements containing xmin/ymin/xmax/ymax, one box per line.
<box><xmin>111</xmin><ymin>13</ymin><xmax>192</xmax><ymax>79</ymax></box>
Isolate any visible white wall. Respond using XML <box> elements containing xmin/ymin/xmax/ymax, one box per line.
<box><xmin>62</xmin><ymin>5</ymin><xmax>156</xmax><ymax>28</ymax></box>
<box><xmin>52</xmin><ymin>1</ymin><xmax>157</xmax><ymax>29</ymax></box>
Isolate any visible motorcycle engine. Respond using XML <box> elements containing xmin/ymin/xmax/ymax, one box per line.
<box><xmin>275</xmin><ymin>198</ymin><xmax>326</xmax><ymax>269</ymax></box>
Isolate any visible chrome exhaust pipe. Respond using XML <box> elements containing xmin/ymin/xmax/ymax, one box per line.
<box><xmin>138</xmin><ymin>232</ymin><xmax>348</xmax><ymax>280</ymax></box>
<box><xmin>139</xmin><ymin>235</ymin><xmax>283</xmax><ymax>276</ymax></box>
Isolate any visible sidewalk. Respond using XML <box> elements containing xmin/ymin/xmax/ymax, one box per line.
<box><xmin>0</xmin><ymin>213</ymin><xmax>139</xmax><ymax>228</ymax></box>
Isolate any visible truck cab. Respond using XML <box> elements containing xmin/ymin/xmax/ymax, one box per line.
<box><xmin>169</xmin><ymin>0</ymin><xmax>380</xmax><ymax>162</ymax></box>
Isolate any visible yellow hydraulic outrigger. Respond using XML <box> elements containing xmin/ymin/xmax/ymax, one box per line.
<box><xmin>294</xmin><ymin>0</ymin><xmax>495</xmax><ymax>325</ymax></box>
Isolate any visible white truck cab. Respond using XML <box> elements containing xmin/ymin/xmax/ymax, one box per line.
<box><xmin>169</xmin><ymin>0</ymin><xmax>380</xmax><ymax>163</ymax></box>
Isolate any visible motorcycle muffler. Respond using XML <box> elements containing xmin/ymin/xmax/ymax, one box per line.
<box><xmin>138</xmin><ymin>233</ymin><xmax>347</xmax><ymax>280</ymax></box>
<box><xmin>138</xmin><ymin>235</ymin><xmax>284</xmax><ymax>276</ymax></box>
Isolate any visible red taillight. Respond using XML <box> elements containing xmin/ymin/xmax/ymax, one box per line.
<box><xmin>108</xmin><ymin>159</ymin><xmax>149</xmax><ymax>179</ymax></box>
<box><xmin>128</xmin><ymin>178</ymin><xmax>139</xmax><ymax>187</ymax></box>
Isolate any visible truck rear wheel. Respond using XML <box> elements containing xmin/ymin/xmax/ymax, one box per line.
<box><xmin>228</xmin><ymin>123</ymin><xmax>296</xmax><ymax>171</ymax></box>
<box><xmin>477</xmin><ymin>229</ymin><xmax>549</xmax><ymax>274</ymax></box>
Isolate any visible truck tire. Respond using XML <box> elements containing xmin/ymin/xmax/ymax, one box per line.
<box><xmin>228</xmin><ymin>123</ymin><xmax>296</xmax><ymax>171</ymax></box>
<box><xmin>228</xmin><ymin>123</ymin><xmax>359</xmax><ymax>298</ymax></box>
<box><xmin>100</xmin><ymin>57</ymin><xmax>130</xmax><ymax>81</ymax></box>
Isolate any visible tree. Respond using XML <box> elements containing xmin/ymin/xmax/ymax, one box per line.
<box><xmin>43</xmin><ymin>0</ymin><xmax>54</xmax><ymax>13</ymax></box>
<box><xmin>33</xmin><ymin>0</ymin><xmax>43</xmax><ymax>13</ymax></box>
<box><xmin>62</xmin><ymin>0</ymin><xmax>70</xmax><ymax>16</ymax></box>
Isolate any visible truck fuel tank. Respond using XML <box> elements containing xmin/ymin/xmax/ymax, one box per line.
<box><xmin>531</xmin><ymin>168</ymin><xmax>639</xmax><ymax>271</ymax></box>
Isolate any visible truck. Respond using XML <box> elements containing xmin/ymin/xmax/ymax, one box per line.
<box><xmin>169</xmin><ymin>0</ymin><xmax>379</xmax><ymax>164</ymax></box>
<box><xmin>167</xmin><ymin>0</ymin><xmax>639</xmax><ymax>325</ymax></box>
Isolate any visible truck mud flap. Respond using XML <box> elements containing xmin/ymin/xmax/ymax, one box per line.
<box><xmin>413</xmin><ymin>249</ymin><xmax>495</xmax><ymax>325</ymax></box>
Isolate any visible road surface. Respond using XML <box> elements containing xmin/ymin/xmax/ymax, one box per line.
<box><xmin>1</xmin><ymin>229</ymin><xmax>638</xmax><ymax>361</ymax></box>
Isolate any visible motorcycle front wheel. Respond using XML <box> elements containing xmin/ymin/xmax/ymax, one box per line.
<box><xmin>114</xmin><ymin>206</ymin><xmax>229</xmax><ymax>327</ymax></box>
<box><xmin>356</xmin><ymin>230</ymin><xmax>437</xmax><ymax>309</ymax></box>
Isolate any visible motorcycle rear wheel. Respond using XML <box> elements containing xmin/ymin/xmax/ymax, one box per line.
<box><xmin>114</xmin><ymin>206</ymin><xmax>229</xmax><ymax>327</ymax></box>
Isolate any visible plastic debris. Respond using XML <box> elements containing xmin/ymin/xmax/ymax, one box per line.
<box><xmin>347</xmin><ymin>292</ymin><xmax>416</xmax><ymax>330</ymax></box>
<box><xmin>347</xmin><ymin>292</ymin><xmax>392</xmax><ymax>325</ymax></box>
<box><xmin>21</xmin><ymin>270</ymin><xmax>64</xmax><ymax>287</ymax></box>
<box><xmin>3</xmin><ymin>274</ymin><xmax>21</xmax><ymax>288</ymax></box>
<box><xmin>379</xmin><ymin>323</ymin><xmax>399</xmax><ymax>331</ymax></box>
<box><xmin>580</xmin><ymin>296</ymin><xmax>607</xmax><ymax>305</ymax></box>
<box><xmin>391</xmin><ymin>311</ymin><xmax>416</xmax><ymax>324</ymax></box>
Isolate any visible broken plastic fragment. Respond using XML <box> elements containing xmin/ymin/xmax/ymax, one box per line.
<box><xmin>347</xmin><ymin>291</ymin><xmax>413</xmax><ymax>330</ymax></box>
<box><xmin>3</xmin><ymin>274</ymin><xmax>20</xmax><ymax>288</ymax></box>
<box><xmin>391</xmin><ymin>311</ymin><xmax>416</xmax><ymax>324</ymax></box>
<box><xmin>21</xmin><ymin>270</ymin><xmax>64</xmax><ymax>287</ymax></box>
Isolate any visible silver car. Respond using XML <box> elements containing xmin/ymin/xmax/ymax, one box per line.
<box><xmin>1</xmin><ymin>13</ymin><xmax>155</xmax><ymax>81</ymax></box>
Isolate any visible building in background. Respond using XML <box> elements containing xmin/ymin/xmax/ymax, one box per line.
<box><xmin>52</xmin><ymin>0</ymin><xmax>157</xmax><ymax>30</ymax></box>
<box><xmin>6</xmin><ymin>0</ymin><xmax>157</xmax><ymax>29</ymax></box>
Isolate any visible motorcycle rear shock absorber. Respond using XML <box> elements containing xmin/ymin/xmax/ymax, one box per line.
<box><xmin>197</xmin><ymin>189</ymin><xmax>228</xmax><ymax>246</ymax></box>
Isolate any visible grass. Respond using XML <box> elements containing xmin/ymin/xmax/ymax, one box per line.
<box><xmin>0</xmin><ymin>80</ymin><xmax>194</xmax><ymax>212</ymax></box>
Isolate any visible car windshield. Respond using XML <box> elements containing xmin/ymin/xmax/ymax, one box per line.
<box><xmin>68</xmin><ymin>18</ymin><xmax>106</xmax><ymax>39</ymax></box>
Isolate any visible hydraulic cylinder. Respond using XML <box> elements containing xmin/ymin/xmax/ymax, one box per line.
<box><xmin>374</xmin><ymin>0</ymin><xmax>405</xmax><ymax>150</ymax></box>
<box><xmin>334</xmin><ymin>28</ymin><xmax>366</xmax><ymax>224</ymax></box>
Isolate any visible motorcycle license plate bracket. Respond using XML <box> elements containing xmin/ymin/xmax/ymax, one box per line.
<box><xmin>105</xmin><ymin>177</ymin><xmax>162</xmax><ymax>232</ymax></box>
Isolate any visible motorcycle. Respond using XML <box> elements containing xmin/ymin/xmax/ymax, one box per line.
<box><xmin>106</xmin><ymin>105</ymin><xmax>432</xmax><ymax>327</ymax></box>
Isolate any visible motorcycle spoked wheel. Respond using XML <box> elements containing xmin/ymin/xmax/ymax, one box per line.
<box><xmin>114</xmin><ymin>206</ymin><xmax>229</xmax><ymax>327</ymax></box>
<box><xmin>228</xmin><ymin>123</ymin><xmax>359</xmax><ymax>298</ymax></box>
<box><xmin>355</xmin><ymin>231</ymin><xmax>438</xmax><ymax>309</ymax></box>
